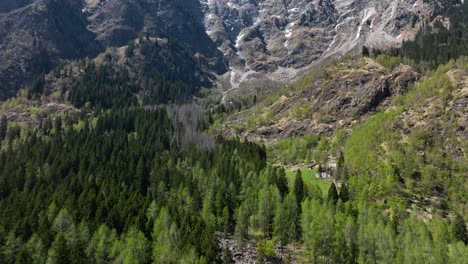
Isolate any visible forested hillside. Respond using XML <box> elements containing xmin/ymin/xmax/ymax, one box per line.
<box><xmin>0</xmin><ymin>0</ymin><xmax>467</xmax><ymax>263</ymax></box>
<box><xmin>0</xmin><ymin>58</ymin><xmax>467</xmax><ymax>263</ymax></box>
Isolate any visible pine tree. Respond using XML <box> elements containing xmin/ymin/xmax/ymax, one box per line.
<box><xmin>274</xmin><ymin>193</ymin><xmax>299</xmax><ymax>247</ymax></box>
<box><xmin>339</xmin><ymin>184</ymin><xmax>350</xmax><ymax>203</ymax></box>
<box><xmin>276</xmin><ymin>168</ymin><xmax>289</xmax><ymax>198</ymax></box>
<box><xmin>293</xmin><ymin>170</ymin><xmax>305</xmax><ymax>206</ymax></box>
<box><xmin>451</xmin><ymin>214</ymin><xmax>468</xmax><ymax>244</ymax></box>
<box><xmin>136</xmin><ymin>157</ymin><xmax>149</xmax><ymax>195</ymax></box>
<box><xmin>55</xmin><ymin>116</ymin><xmax>62</xmax><ymax>135</ymax></box>
<box><xmin>234</xmin><ymin>204</ymin><xmax>249</xmax><ymax>248</ymax></box>
<box><xmin>362</xmin><ymin>46</ymin><xmax>370</xmax><ymax>57</ymax></box>
<box><xmin>86</xmin><ymin>224</ymin><xmax>117</xmax><ymax>263</ymax></box>
<box><xmin>152</xmin><ymin>208</ymin><xmax>179</xmax><ymax>263</ymax></box>
<box><xmin>0</xmin><ymin>116</ymin><xmax>7</xmax><ymax>141</ymax></box>
<box><xmin>336</xmin><ymin>151</ymin><xmax>345</xmax><ymax>181</ymax></box>
<box><xmin>47</xmin><ymin>233</ymin><xmax>71</xmax><ymax>264</ymax></box>
<box><xmin>328</xmin><ymin>182</ymin><xmax>339</xmax><ymax>205</ymax></box>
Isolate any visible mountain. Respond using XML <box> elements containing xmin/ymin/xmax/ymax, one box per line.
<box><xmin>0</xmin><ymin>0</ymin><xmax>457</xmax><ymax>100</ymax></box>
<box><xmin>0</xmin><ymin>0</ymin><xmax>102</xmax><ymax>100</ymax></box>
<box><xmin>0</xmin><ymin>0</ymin><xmax>467</xmax><ymax>263</ymax></box>
<box><xmin>0</xmin><ymin>0</ymin><xmax>227</xmax><ymax>100</ymax></box>
<box><xmin>200</xmin><ymin>0</ymin><xmax>456</xmax><ymax>89</ymax></box>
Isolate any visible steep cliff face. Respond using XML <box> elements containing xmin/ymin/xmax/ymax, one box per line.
<box><xmin>200</xmin><ymin>0</ymin><xmax>456</xmax><ymax>90</ymax></box>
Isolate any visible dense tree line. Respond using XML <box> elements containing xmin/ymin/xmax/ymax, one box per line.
<box><xmin>391</xmin><ymin>0</ymin><xmax>468</xmax><ymax>69</ymax></box>
<box><xmin>68</xmin><ymin>60</ymin><xmax>195</xmax><ymax>110</ymax></box>
<box><xmin>2</xmin><ymin>102</ymin><xmax>465</xmax><ymax>263</ymax></box>
<box><xmin>0</xmin><ymin>108</ymin><xmax>268</xmax><ymax>263</ymax></box>
<box><xmin>1</xmin><ymin>4</ymin><xmax>467</xmax><ymax>261</ymax></box>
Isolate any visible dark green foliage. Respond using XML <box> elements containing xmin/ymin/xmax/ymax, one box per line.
<box><xmin>451</xmin><ymin>214</ymin><xmax>468</xmax><ymax>244</ymax></box>
<box><xmin>362</xmin><ymin>46</ymin><xmax>370</xmax><ymax>57</ymax></box>
<box><xmin>339</xmin><ymin>184</ymin><xmax>350</xmax><ymax>203</ymax></box>
<box><xmin>327</xmin><ymin>182</ymin><xmax>339</xmax><ymax>205</ymax></box>
<box><xmin>276</xmin><ymin>168</ymin><xmax>289</xmax><ymax>198</ymax></box>
<box><xmin>0</xmin><ymin>107</ymin><xmax>268</xmax><ymax>262</ymax></box>
<box><xmin>69</xmin><ymin>63</ymin><xmax>138</xmax><ymax>109</ymax></box>
<box><xmin>392</xmin><ymin>1</ymin><xmax>468</xmax><ymax>69</ymax></box>
<box><xmin>0</xmin><ymin>116</ymin><xmax>7</xmax><ymax>141</ymax></box>
<box><xmin>28</xmin><ymin>74</ymin><xmax>45</xmax><ymax>98</ymax></box>
<box><xmin>293</xmin><ymin>170</ymin><xmax>305</xmax><ymax>206</ymax></box>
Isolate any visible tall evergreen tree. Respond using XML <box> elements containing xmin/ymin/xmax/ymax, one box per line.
<box><xmin>339</xmin><ymin>184</ymin><xmax>350</xmax><ymax>203</ymax></box>
<box><xmin>293</xmin><ymin>170</ymin><xmax>305</xmax><ymax>206</ymax></box>
<box><xmin>276</xmin><ymin>168</ymin><xmax>289</xmax><ymax>198</ymax></box>
<box><xmin>0</xmin><ymin>116</ymin><xmax>7</xmax><ymax>141</ymax></box>
<box><xmin>328</xmin><ymin>182</ymin><xmax>339</xmax><ymax>205</ymax></box>
<box><xmin>47</xmin><ymin>233</ymin><xmax>71</xmax><ymax>264</ymax></box>
<box><xmin>451</xmin><ymin>214</ymin><xmax>468</xmax><ymax>244</ymax></box>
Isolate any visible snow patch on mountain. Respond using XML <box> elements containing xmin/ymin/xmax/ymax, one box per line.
<box><xmin>199</xmin><ymin>0</ymin><xmax>449</xmax><ymax>95</ymax></box>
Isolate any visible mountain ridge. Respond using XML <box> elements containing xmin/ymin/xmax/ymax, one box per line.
<box><xmin>0</xmin><ymin>0</ymin><xmax>458</xmax><ymax>101</ymax></box>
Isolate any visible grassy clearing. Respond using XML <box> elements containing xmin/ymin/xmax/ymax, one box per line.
<box><xmin>286</xmin><ymin>168</ymin><xmax>332</xmax><ymax>196</ymax></box>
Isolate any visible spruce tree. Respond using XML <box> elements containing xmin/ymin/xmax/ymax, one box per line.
<box><xmin>339</xmin><ymin>184</ymin><xmax>350</xmax><ymax>203</ymax></box>
<box><xmin>47</xmin><ymin>233</ymin><xmax>71</xmax><ymax>264</ymax></box>
<box><xmin>328</xmin><ymin>182</ymin><xmax>339</xmax><ymax>205</ymax></box>
<box><xmin>362</xmin><ymin>46</ymin><xmax>370</xmax><ymax>57</ymax></box>
<box><xmin>0</xmin><ymin>116</ymin><xmax>7</xmax><ymax>141</ymax></box>
<box><xmin>293</xmin><ymin>170</ymin><xmax>305</xmax><ymax>206</ymax></box>
<box><xmin>451</xmin><ymin>214</ymin><xmax>468</xmax><ymax>244</ymax></box>
<box><xmin>276</xmin><ymin>168</ymin><xmax>289</xmax><ymax>198</ymax></box>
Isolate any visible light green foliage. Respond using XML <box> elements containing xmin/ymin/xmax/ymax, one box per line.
<box><xmin>1</xmin><ymin>232</ymin><xmax>23</xmax><ymax>263</ymax></box>
<box><xmin>286</xmin><ymin>169</ymin><xmax>331</xmax><ymax>197</ymax></box>
<box><xmin>269</xmin><ymin>134</ymin><xmax>321</xmax><ymax>164</ymax></box>
<box><xmin>397</xmin><ymin>213</ymin><xmax>435</xmax><ymax>264</ymax></box>
<box><xmin>257</xmin><ymin>186</ymin><xmax>281</xmax><ymax>238</ymax></box>
<box><xmin>86</xmin><ymin>224</ymin><xmax>118</xmax><ymax>263</ymax></box>
<box><xmin>256</xmin><ymin>240</ymin><xmax>277</xmax><ymax>262</ymax></box>
<box><xmin>274</xmin><ymin>193</ymin><xmax>299</xmax><ymax>246</ymax></box>
<box><xmin>52</xmin><ymin>208</ymin><xmax>75</xmax><ymax>236</ymax></box>
<box><xmin>25</xmin><ymin>234</ymin><xmax>47</xmax><ymax>264</ymax></box>
<box><xmin>357</xmin><ymin>205</ymin><xmax>396</xmax><ymax>264</ymax></box>
<box><xmin>116</xmin><ymin>227</ymin><xmax>150</xmax><ymax>264</ymax></box>
<box><xmin>152</xmin><ymin>207</ymin><xmax>179</xmax><ymax>264</ymax></box>
<box><xmin>47</xmin><ymin>233</ymin><xmax>70</xmax><ymax>264</ymax></box>
<box><xmin>376</xmin><ymin>54</ymin><xmax>415</xmax><ymax>70</ymax></box>
<box><xmin>234</xmin><ymin>204</ymin><xmax>250</xmax><ymax>248</ymax></box>
<box><xmin>290</xmin><ymin>101</ymin><xmax>315</xmax><ymax>120</ymax></box>
<box><xmin>448</xmin><ymin>242</ymin><xmax>468</xmax><ymax>264</ymax></box>
<box><xmin>301</xmin><ymin>199</ymin><xmax>335</xmax><ymax>262</ymax></box>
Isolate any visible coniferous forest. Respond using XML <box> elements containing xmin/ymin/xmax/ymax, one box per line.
<box><xmin>0</xmin><ymin>1</ymin><xmax>467</xmax><ymax>264</ymax></box>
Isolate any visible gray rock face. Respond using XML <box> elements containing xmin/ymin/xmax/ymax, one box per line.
<box><xmin>0</xmin><ymin>0</ymin><xmax>103</xmax><ymax>100</ymax></box>
<box><xmin>199</xmin><ymin>0</ymin><xmax>455</xmax><ymax>90</ymax></box>
<box><xmin>0</xmin><ymin>0</ymin><xmax>455</xmax><ymax>100</ymax></box>
<box><xmin>0</xmin><ymin>0</ymin><xmax>227</xmax><ymax>100</ymax></box>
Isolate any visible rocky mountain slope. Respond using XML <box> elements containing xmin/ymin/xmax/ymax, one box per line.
<box><xmin>0</xmin><ymin>0</ymin><xmax>458</xmax><ymax>101</ymax></box>
<box><xmin>200</xmin><ymin>0</ymin><xmax>456</xmax><ymax>91</ymax></box>
<box><xmin>211</xmin><ymin>56</ymin><xmax>467</xmax><ymax>182</ymax></box>
<box><xmin>0</xmin><ymin>0</ymin><xmax>227</xmax><ymax>100</ymax></box>
<box><xmin>215</xmin><ymin>58</ymin><xmax>419</xmax><ymax>141</ymax></box>
<box><xmin>0</xmin><ymin>0</ymin><xmax>102</xmax><ymax>100</ymax></box>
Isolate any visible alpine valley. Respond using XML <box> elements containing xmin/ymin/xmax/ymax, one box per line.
<box><xmin>0</xmin><ymin>0</ymin><xmax>466</xmax><ymax>263</ymax></box>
